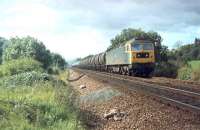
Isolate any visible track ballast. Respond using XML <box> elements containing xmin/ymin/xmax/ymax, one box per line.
<box><xmin>73</xmin><ymin>68</ymin><xmax>200</xmax><ymax>112</ymax></box>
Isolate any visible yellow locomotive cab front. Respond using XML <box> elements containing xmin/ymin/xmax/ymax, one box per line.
<box><xmin>131</xmin><ymin>42</ymin><xmax>155</xmax><ymax>64</ymax></box>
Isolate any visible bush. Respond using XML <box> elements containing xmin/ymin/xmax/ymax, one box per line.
<box><xmin>47</xmin><ymin>67</ymin><xmax>60</xmax><ymax>75</ymax></box>
<box><xmin>0</xmin><ymin>71</ymin><xmax>52</xmax><ymax>87</ymax></box>
<box><xmin>2</xmin><ymin>36</ymin><xmax>52</xmax><ymax>69</ymax></box>
<box><xmin>154</xmin><ymin>62</ymin><xmax>178</xmax><ymax>78</ymax></box>
<box><xmin>0</xmin><ymin>58</ymin><xmax>43</xmax><ymax>77</ymax></box>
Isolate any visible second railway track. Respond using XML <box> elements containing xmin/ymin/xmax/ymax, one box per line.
<box><xmin>73</xmin><ymin>68</ymin><xmax>200</xmax><ymax>112</ymax></box>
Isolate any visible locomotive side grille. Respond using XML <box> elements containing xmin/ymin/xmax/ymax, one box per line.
<box><xmin>136</xmin><ymin>52</ymin><xmax>149</xmax><ymax>58</ymax></box>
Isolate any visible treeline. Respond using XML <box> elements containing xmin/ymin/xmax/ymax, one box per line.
<box><xmin>168</xmin><ymin>40</ymin><xmax>200</xmax><ymax>62</ymax></box>
<box><xmin>0</xmin><ymin>36</ymin><xmax>67</xmax><ymax>74</ymax></box>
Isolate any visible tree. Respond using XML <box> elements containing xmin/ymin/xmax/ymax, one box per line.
<box><xmin>3</xmin><ymin>36</ymin><xmax>52</xmax><ymax>69</ymax></box>
<box><xmin>107</xmin><ymin>28</ymin><xmax>162</xmax><ymax>51</ymax></box>
<box><xmin>0</xmin><ymin>37</ymin><xmax>8</xmax><ymax>64</ymax></box>
<box><xmin>107</xmin><ymin>28</ymin><xmax>162</xmax><ymax>61</ymax></box>
<box><xmin>159</xmin><ymin>45</ymin><xmax>169</xmax><ymax>62</ymax></box>
<box><xmin>173</xmin><ymin>41</ymin><xmax>183</xmax><ymax>49</ymax></box>
<box><xmin>172</xmin><ymin>41</ymin><xmax>200</xmax><ymax>63</ymax></box>
<box><xmin>194</xmin><ymin>38</ymin><xmax>200</xmax><ymax>46</ymax></box>
<box><xmin>51</xmin><ymin>53</ymin><xmax>66</xmax><ymax>70</ymax></box>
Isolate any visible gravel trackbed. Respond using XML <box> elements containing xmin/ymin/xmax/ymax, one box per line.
<box><xmin>69</xmin><ymin>70</ymin><xmax>200</xmax><ymax>130</ymax></box>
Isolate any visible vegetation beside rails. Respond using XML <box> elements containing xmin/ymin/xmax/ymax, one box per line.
<box><xmin>178</xmin><ymin>60</ymin><xmax>200</xmax><ymax>81</ymax></box>
<box><xmin>0</xmin><ymin>36</ymin><xmax>85</xmax><ymax>129</ymax></box>
<box><xmin>0</xmin><ymin>70</ymin><xmax>84</xmax><ymax>130</ymax></box>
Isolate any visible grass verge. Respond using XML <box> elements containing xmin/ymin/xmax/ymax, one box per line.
<box><xmin>178</xmin><ymin>60</ymin><xmax>200</xmax><ymax>81</ymax></box>
<box><xmin>0</xmin><ymin>70</ymin><xmax>84</xmax><ymax>130</ymax></box>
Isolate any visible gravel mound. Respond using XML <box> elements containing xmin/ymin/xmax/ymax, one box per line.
<box><xmin>80</xmin><ymin>87</ymin><xmax>121</xmax><ymax>104</ymax></box>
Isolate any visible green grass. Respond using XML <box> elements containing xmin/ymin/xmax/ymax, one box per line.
<box><xmin>0</xmin><ymin>71</ymin><xmax>84</xmax><ymax>130</ymax></box>
<box><xmin>178</xmin><ymin>60</ymin><xmax>200</xmax><ymax>81</ymax></box>
<box><xmin>188</xmin><ymin>60</ymin><xmax>200</xmax><ymax>70</ymax></box>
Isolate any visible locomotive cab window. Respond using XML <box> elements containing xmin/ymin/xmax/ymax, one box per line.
<box><xmin>132</xmin><ymin>43</ymin><xmax>143</xmax><ymax>51</ymax></box>
<box><xmin>132</xmin><ymin>43</ymin><xmax>154</xmax><ymax>51</ymax></box>
<box><xmin>143</xmin><ymin>43</ymin><xmax>154</xmax><ymax>50</ymax></box>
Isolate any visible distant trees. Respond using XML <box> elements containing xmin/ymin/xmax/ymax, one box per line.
<box><xmin>173</xmin><ymin>43</ymin><xmax>200</xmax><ymax>62</ymax></box>
<box><xmin>51</xmin><ymin>53</ymin><xmax>67</xmax><ymax>70</ymax></box>
<box><xmin>107</xmin><ymin>28</ymin><xmax>165</xmax><ymax>62</ymax></box>
<box><xmin>195</xmin><ymin>38</ymin><xmax>200</xmax><ymax>46</ymax></box>
<box><xmin>2</xmin><ymin>36</ymin><xmax>67</xmax><ymax>70</ymax></box>
<box><xmin>107</xmin><ymin>28</ymin><xmax>200</xmax><ymax>65</ymax></box>
<box><xmin>0</xmin><ymin>37</ymin><xmax>8</xmax><ymax>64</ymax></box>
<box><xmin>107</xmin><ymin>28</ymin><xmax>162</xmax><ymax>51</ymax></box>
<box><xmin>173</xmin><ymin>41</ymin><xmax>183</xmax><ymax>49</ymax></box>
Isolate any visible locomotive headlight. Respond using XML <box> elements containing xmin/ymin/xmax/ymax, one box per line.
<box><xmin>145</xmin><ymin>54</ymin><xmax>149</xmax><ymax>57</ymax></box>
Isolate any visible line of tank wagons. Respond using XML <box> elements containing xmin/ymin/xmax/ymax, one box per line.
<box><xmin>79</xmin><ymin>53</ymin><xmax>106</xmax><ymax>71</ymax></box>
<box><xmin>77</xmin><ymin>38</ymin><xmax>156</xmax><ymax>76</ymax></box>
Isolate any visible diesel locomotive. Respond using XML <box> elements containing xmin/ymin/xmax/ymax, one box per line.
<box><xmin>78</xmin><ymin>38</ymin><xmax>155</xmax><ymax>76</ymax></box>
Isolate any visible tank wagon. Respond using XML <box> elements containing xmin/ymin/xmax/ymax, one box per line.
<box><xmin>78</xmin><ymin>38</ymin><xmax>155</xmax><ymax>76</ymax></box>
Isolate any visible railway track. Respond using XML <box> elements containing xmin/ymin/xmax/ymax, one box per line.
<box><xmin>73</xmin><ymin>68</ymin><xmax>200</xmax><ymax>112</ymax></box>
<box><xmin>127</xmin><ymin>76</ymin><xmax>200</xmax><ymax>93</ymax></box>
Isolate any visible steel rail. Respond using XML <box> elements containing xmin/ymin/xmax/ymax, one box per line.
<box><xmin>74</xmin><ymin>68</ymin><xmax>200</xmax><ymax>112</ymax></box>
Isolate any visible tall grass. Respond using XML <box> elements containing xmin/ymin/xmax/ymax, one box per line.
<box><xmin>190</xmin><ymin>61</ymin><xmax>200</xmax><ymax>81</ymax></box>
<box><xmin>178</xmin><ymin>60</ymin><xmax>200</xmax><ymax>81</ymax></box>
<box><xmin>0</xmin><ymin>71</ymin><xmax>84</xmax><ymax>130</ymax></box>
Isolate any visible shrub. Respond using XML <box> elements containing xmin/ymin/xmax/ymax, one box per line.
<box><xmin>0</xmin><ymin>71</ymin><xmax>52</xmax><ymax>87</ymax></box>
<box><xmin>0</xmin><ymin>58</ymin><xmax>43</xmax><ymax>77</ymax></box>
<box><xmin>47</xmin><ymin>67</ymin><xmax>60</xmax><ymax>75</ymax></box>
<box><xmin>154</xmin><ymin>62</ymin><xmax>178</xmax><ymax>78</ymax></box>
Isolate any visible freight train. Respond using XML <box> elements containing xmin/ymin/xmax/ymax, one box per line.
<box><xmin>77</xmin><ymin>38</ymin><xmax>155</xmax><ymax>77</ymax></box>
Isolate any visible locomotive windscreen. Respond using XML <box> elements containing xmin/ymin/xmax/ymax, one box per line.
<box><xmin>132</xmin><ymin>44</ymin><xmax>143</xmax><ymax>51</ymax></box>
<box><xmin>132</xmin><ymin>43</ymin><xmax>154</xmax><ymax>51</ymax></box>
<box><xmin>143</xmin><ymin>43</ymin><xmax>154</xmax><ymax>50</ymax></box>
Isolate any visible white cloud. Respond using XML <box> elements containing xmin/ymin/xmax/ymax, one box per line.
<box><xmin>1</xmin><ymin>2</ymin><xmax>60</xmax><ymax>31</ymax></box>
<box><xmin>0</xmin><ymin>1</ymin><xmax>112</xmax><ymax>60</ymax></box>
<box><xmin>35</xmin><ymin>28</ymin><xmax>109</xmax><ymax>60</ymax></box>
<box><xmin>1</xmin><ymin>0</ymin><xmax>200</xmax><ymax>61</ymax></box>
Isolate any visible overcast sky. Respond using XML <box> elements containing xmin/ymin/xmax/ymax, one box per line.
<box><xmin>0</xmin><ymin>0</ymin><xmax>200</xmax><ymax>60</ymax></box>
